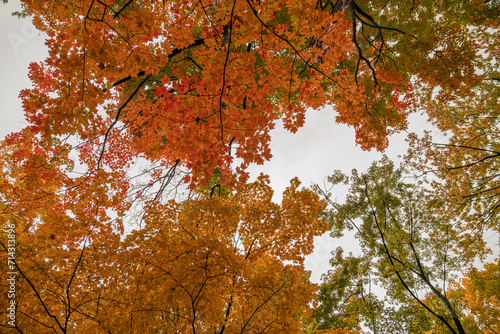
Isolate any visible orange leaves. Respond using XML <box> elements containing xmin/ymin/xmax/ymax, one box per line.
<box><xmin>460</xmin><ymin>261</ymin><xmax>500</xmax><ymax>332</ymax></box>
<box><xmin>413</xmin><ymin>261</ymin><xmax>500</xmax><ymax>333</ymax></box>
<box><xmin>70</xmin><ymin>175</ymin><xmax>326</xmax><ymax>332</ymax></box>
<box><xmin>14</xmin><ymin>0</ymin><xmax>414</xmax><ymax>190</ymax></box>
<box><xmin>4</xmin><ymin>1</ymin><xmax>498</xmax><ymax>332</ymax></box>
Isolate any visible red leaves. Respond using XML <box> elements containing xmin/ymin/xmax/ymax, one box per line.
<box><xmin>12</xmin><ymin>0</ymin><xmax>415</xmax><ymax>190</ymax></box>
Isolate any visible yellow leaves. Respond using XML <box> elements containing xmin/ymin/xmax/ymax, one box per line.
<box><xmin>0</xmin><ymin>120</ymin><xmax>328</xmax><ymax>330</ymax></box>
<box><xmin>458</xmin><ymin>261</ymin><xmax>500</xmax><ymax>332</ymax></box>
<box><xmin>86</xmin><ymin>175</ymin><xmax>325</xmax><ymax>332</ymax></box>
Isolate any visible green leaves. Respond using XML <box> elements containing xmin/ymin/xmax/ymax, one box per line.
<box><xmin>314</xmin><ymin>157</ymin><xmax>467</xmax><ymax>333</ymax></box>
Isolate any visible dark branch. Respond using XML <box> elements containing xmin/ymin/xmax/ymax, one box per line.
<box><xmin>97</xmin><ymin>74</ymin><xmax>151</xmax><ymax>169</ymax></box>
<box><xmin>107</xmin><ymin>39</ymin><xmax>205</xmax><ymax>91</ymax></box>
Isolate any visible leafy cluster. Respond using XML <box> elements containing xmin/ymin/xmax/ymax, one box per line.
<box><xmin>1</xmin><ymin>0</ymin><xmax>499</xmax><ymax>333</ymax></box>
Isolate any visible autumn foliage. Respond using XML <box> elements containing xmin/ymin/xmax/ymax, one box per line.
<box><xmin>1</xmin><ymin>0</ymin><xmax>499</xmax><ymax>333</ymax></box>
<box><xmin>1</xmin><ymin>176</ymin><xmax>327</xmax><ymax>333</ymax></box>
<box><xmin>15</xmin><ymin>0</ymin><xmax>417</xmax><ymax>187</ymax></box>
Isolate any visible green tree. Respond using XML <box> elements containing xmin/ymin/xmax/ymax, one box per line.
<box><xmin>312</xmin><ymin>247</ymin><xmax>413</xmax><ymax>333</ymax></box>
<box><xmin>313</xmin><ymin>157</ymin><xmax>468</xmax><ymax>333</ymax></box>
<box><xmin>406</xmin><ymin>81</ymin><xmax>500</xmax><ymax>261</ymax></box>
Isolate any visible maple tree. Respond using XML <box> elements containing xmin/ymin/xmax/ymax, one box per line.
<box><xmin>3</xmin><ymin>0</ymin><xmax>491</xmax><ymax>208</ymax></box>
<box><xmin>1</xmin><ymin>0</ymin><xmax>490</xmax><ymax>237</ymax></box>
<box><xmin>389</xmin><ymin>5</ymin><xmax>500</xmax><ymax>332</ymax></box>
<box><xmin>0</xmin><ymin>0</ymin><xmax>489</xmax><ymax>239</ymax></box>
<box><xmin>455</xmin><ymin>260</ymin><xmax>500</xmax><ymax>333</ymax></box>
<box><xmin>12</xmin><ymin>0</ymin><xmax>466</xmax><ymax>189</ymax></box>
<box><xmin>1</xmin><ymin>176</ymin><xmax>327</xmax><ymax>333</ymax></box>
<box><xmin>405</xmin><ymin>259</ymin><xmax>500</xmax><ymax>334</ymax></box>
<box><xmin>400</xmin><ymin>0</ymin><xmax>500</xmax><ymax>258</ymax></box>
<box><xmin>1</xmin><ymin>0</ymin><xmax>499</xmax><ymax>333</ymax></box>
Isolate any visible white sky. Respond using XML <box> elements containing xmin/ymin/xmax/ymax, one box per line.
<box><xmin>0</xmin><ymin>2</ymin><xmax>455</xmax><ymax>283</ymax></box>
<box><xmin>1</xmin><ymin>2</ymin><xmax>48</xmax><ymax>138</ymax></box>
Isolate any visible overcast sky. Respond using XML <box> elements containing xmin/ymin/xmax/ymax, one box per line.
<box><xmin>0</xmin><ymin>2</ymin><xmax>447</xmax><ymax>283</ymax></box>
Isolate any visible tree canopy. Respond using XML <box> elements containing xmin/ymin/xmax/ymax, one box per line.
<box><xmin>1</xmin><ymin>176</ymin><xmax>328</xmax><ymax>333</ymax></box>
<box><xmin>1</xmin><ymin>0</ymin><xmax>500</xmax><ymax>333</ymax></box>
<box><xmin>312</xmin><ymin>157</ymin><xmax>467</xmax><ymax>333</ymax></box>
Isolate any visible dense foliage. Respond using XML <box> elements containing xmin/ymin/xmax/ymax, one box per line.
<box><xmin>1</xmin><ymin>0</ymin><xmax>499</xmax><ymax>333</ymax></box>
